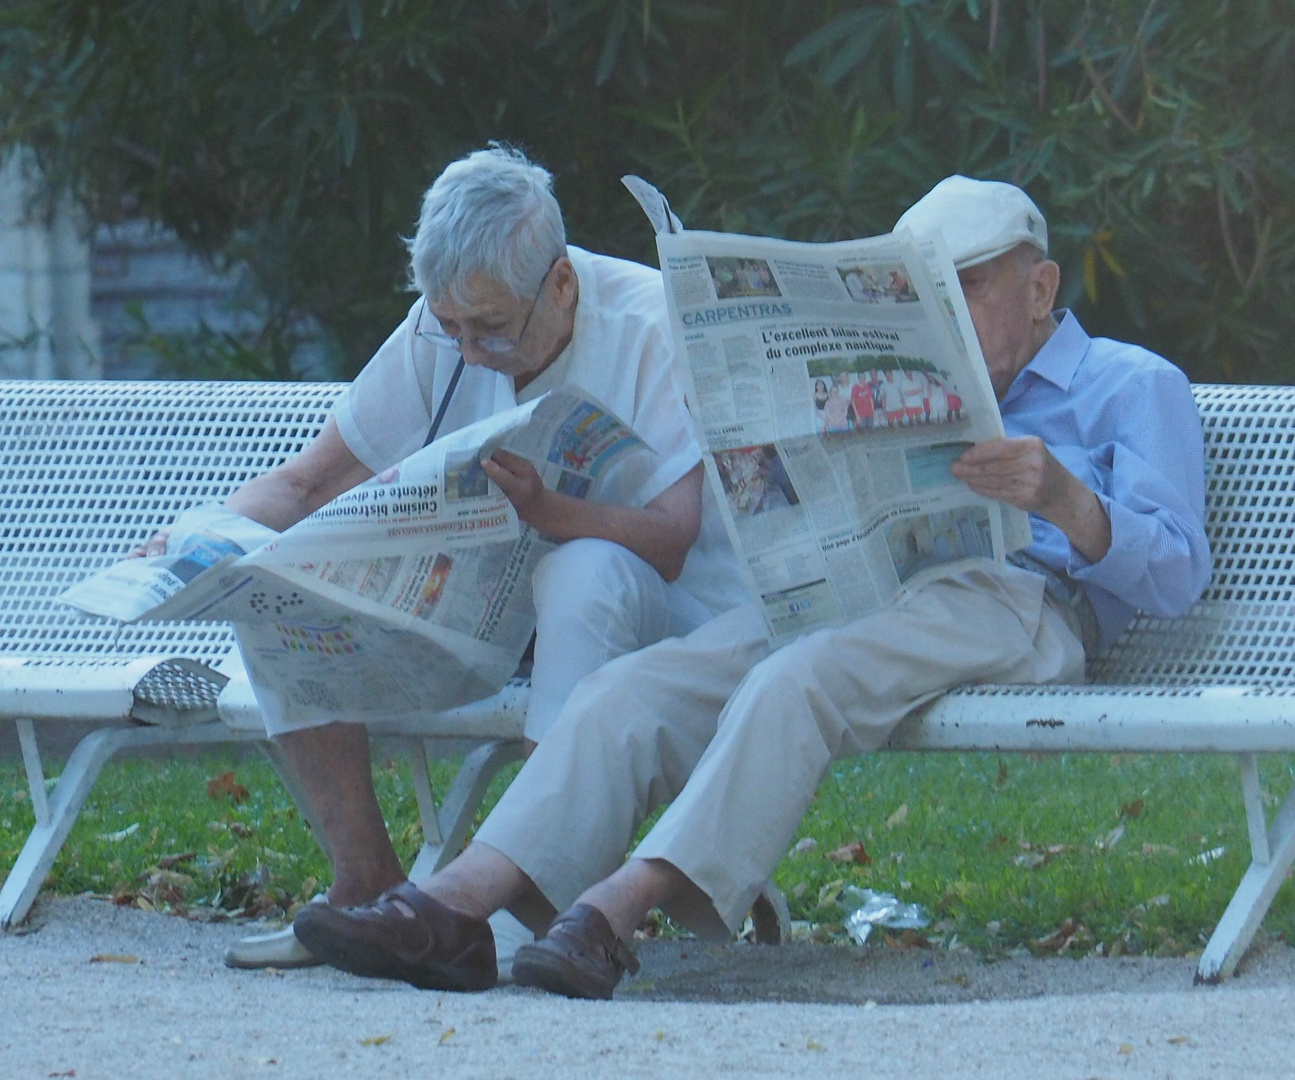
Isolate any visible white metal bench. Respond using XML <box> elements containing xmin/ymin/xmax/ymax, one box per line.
<box><xmin>884</xmin><ymin>382</ymin><xmax>1295</xmax><ymax>982</ymax></box>
<box><xmin>0</xmin><ymin>379</ymin><xmax>527</xmax><ymax>932</ymax></box>
<box><xmin>2</xmin><ymin>379</ymin><xmax>1294</xmax><ymax>984</ymax></box>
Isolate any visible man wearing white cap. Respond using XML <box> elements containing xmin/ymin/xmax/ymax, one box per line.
<box><xmin>290</xmin><ymin>176</ymin><xmax>1213</xmax><ymax>1000</ymax></box>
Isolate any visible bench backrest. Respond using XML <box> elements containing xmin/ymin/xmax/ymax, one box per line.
<box><xmin>1089</xmin><ymin>383</ymin><xmax>1295</xmax><ymax>688</ymax></box>
<box><xmin>0</xmin><ymin>380</ymin><xmax>344</xmax><ymax>665</ymax></box>
<box><xmin>1</xmin><ymin>379</ymin><xmax>1293</xmax><ymax>688</ymax></box>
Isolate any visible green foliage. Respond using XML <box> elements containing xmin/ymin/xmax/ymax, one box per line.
<box><xmin>1</xmin><ymin>0</ymin><xmax>1290</xmax><ymax>381</ymax></box>
<box><xmin>119</xmin><ymin>302</ymin><xmax>317</xmax><ymax>381</ymax></box>
<box><xmin>2</xmin><ymin>750</ymin><xmax>1291</xmax><ymax>958</ymax></box>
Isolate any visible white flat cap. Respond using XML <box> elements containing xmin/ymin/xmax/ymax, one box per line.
<box><xmin>894</xmin><ymin>175</ymin><xmax>1048</xmax><ymax>269</ymax></box>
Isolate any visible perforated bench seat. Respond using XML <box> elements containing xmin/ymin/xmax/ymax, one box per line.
<box><xmin>4</xmin><ymin>378</ymin><xmax>1295</xmax><ymax>983</ymax></box>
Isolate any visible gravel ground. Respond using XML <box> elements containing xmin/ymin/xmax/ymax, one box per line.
<box><xmin>3</xmin><ymin>895</ymin><xmax>1293</xmax><ymax>1079</ymax></box>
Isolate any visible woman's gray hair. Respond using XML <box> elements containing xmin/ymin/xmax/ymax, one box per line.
<box><xmin>408</xmin><ymin>144</ymin><xmax>567</xmax><ymax>305</ymax></box>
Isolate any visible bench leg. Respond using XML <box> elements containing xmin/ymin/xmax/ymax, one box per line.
<box><xmin>16</xmin><ymin>720</ymin><xmax>51</xmax><ymax>829</ymax></box>
<box><xmin>2</xmin><ymin>726</ymin><xmax>132</xmax><ymax>929</ymax></box>
<box><xmin>1196</xmin><ymin>755</ymin><xmax>1295</xmax><ymax>983</ymax></box>
<box><xmin>752</xmin><ymin>883</ymin><xmax>792</xmax><ymax>945</ymax></box>
<box><xmin>408</xmin><ymin>739</ymin><xmax>524</xmax><ymax>882</ymax></box>
<box><xmin>1</xmin><ymin>722</ymin><xmax>263</xmax><ymax>929</ymax></box>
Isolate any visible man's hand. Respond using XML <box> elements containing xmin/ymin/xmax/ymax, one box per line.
<box><xmin>481</xmin><ymin>449</ymin><xmax>558</xmax><ymax>532</ymax></box>
<box><xmin>128</xmin><ymin>529</ymin><xmax>171</xmax><ymax>559</ymax></box>
<box><xmin>479</xmin><ymin>453</ymin><xmax>702</xmax><ymax>582</ymax></box>
<box><xmin>952</xmin><ymin>436</ymin><xmax>1112</xmax><ymax>564</ymax></box>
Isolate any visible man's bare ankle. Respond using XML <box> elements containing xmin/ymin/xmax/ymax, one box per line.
<box><xmin>325</xmin><ymin>870</ymin><xmax>406</xmax><ymax>908</ymax></box>
<box><xmin>417</xmin><ymin>880</ymin><xmax>493</xmax><ymax>922</ymax></box>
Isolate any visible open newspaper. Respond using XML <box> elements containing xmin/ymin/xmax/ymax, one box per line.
<box><xmin>62</xmin><ymin>386</ymin><xmax>653</xmax><ymax>719</ymax></box>
<box><xmin>623</xmin><ymin>176</ymin><xmax>1031</xmax><ymax>645</ymax></box>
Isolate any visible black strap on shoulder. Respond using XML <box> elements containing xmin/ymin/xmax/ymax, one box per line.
<box><xmin>423</xmin><ymin>354</ymin><xmax>466</xmax><ymax>447</ymax></box>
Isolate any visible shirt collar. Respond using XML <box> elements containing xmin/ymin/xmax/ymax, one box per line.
<box><xmin>1011</xmin><ymin>309</ymin><xmax>1088</xmax><ymax>393</ymax></box>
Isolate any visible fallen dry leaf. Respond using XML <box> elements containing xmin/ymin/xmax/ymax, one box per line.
<box><xmin>360</xmin><ymin>1034</ymin><xmax>392</xmax><ymax>1047</ymax></box>
<box><xmin>140</xmin><ymin>869</ymin><xmax>194</xmax><ymax>908</ymax></box>
<box><xmin>438</xmin><ymin>1027</ymin><xmax>456</xmax><ymax>1045</ymax></box>
<box><xmin>1121</xmin><ymin>798</ymin><xmax>1144</xmax><ymax>819</ymax></box>
<box><xmin>206</xmin><ymin>771</ymin><xmax>251</xmax><ymax>804</ymax></box>
<box><xmin>155</xmin><ymin>851</ymin><xmax>196</xmax><ymax>870</ymax></box>
<box><xmin>883</xmin><ymin>930</ymin><xmax>932</xmax><ymax>949</ymax></box>
<box><xmin>1034</xmin><ymin>918</ymin><xmax>1081</xmax><ymax>954</ymax></box>
<box><xmin>1167</xmin><ymin>1035</ymin><xmax>1189</xmax><ymax>1045</ymax></box>
<box><xmin>826</xmin><ymin>841</ymin><xmax>872</xmax><ymax>865</ymax></box>
<box><xmin>885</xmin><ymin>804</ymin><xmax>909</xmax><ymax>830</ymax></box>
<box><xmin>806</xmin><ymin>1039</ymin><xmax>825</xmax><ymax>1051</ymax></box>
<box><xmin>89</xmin><ymin>954</ymin><xmax>138</xmax><ymax>964</ymax></box>
<box><xmin>47</xmin><ymin>1070</ymin><xmax>75</xmax><ymax>1077</ymax></box>
<box><xmin>1118</xmin><ymin>1044</ymin><xmax>1134</xmax><ymax>1055</ymax></box>
<box><xmin>817</xmin><ymin>878</ymin><xmax>845</xmax><ymax>906</ymax></box>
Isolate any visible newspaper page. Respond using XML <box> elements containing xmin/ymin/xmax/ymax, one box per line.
<box><xmin>624</xmin><ymin>177</ymin><xmax>1030</xmax><ymax>645</ymax></box>
<box><xmin>62</xmin><ymin>386</ymin><xmax>652</xmax><ymax>718</ymax></box>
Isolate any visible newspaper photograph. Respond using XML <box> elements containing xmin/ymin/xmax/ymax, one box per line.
<box><xmin>62</xmin><ymin>386</ymin><xmax>652</xmax><ymax>718</ymax></box>
<box><xmin>625</xmin><ymin>176</ymin><xmax>1030</xmax><ymax>644</ymax></box>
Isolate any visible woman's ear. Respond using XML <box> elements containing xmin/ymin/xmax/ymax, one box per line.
<box><xmin>550</xmin><ymin>256</ymin><xmax>579</xmax><ymax>310</ymax></box>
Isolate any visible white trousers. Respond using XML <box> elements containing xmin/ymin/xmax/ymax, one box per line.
<box><xmin>475</xmin><ymin>563</ymin><xmax>1086</xmax><ymax>935</ymax></box>
<box><xmin>255</xmin><ymin>537</ymin><xmax>716</xmax><ymax>742</ymax></box>
<box><xmin>526</xmin><ymin>537</ymin><xmax>715</xmax><ymax>741</ymax></box>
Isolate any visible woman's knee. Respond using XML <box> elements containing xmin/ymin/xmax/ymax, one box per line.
<box><xmin>532</xmin><ymin>537</ymin><xmax>654</xmax><ymax>608</ymax></box>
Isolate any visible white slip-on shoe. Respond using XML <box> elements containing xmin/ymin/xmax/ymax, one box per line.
<box><xmin>488</xmin><ymin>909</ymin><xmax>536</xmax><ymax>984</ymax></box>
<box><xmin>224</xmin><ymin>896</ymin><xmax>325</xmax><ymax>969</ymax></box>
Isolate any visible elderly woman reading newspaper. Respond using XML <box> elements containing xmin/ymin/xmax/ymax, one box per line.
<box><xmin>128</xmin><ymin>145</ymin><xmax>749</xmax><ymax>971</ymax></box>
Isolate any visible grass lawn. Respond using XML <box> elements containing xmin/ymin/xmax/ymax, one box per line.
<box><xmin>2</xmin><ymin>749</ymin><xmax>1293</xmax><ymax>958</ymax></box>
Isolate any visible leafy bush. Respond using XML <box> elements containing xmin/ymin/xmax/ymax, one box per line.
<box><xmin>2</xmin><ymin>0</ymin><xmax>1289</xmax><ymax>382</ymax></box>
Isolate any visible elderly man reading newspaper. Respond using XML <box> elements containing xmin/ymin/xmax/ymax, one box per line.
<box><xmin>289</xmin><ymin>175</ymin><xmax>1213</xmax><ymax>999</ymax></box>
<box><xmin>133</xmin><ymin>145</ymin><xmax>749</xmax><ymax>970</ymax></box>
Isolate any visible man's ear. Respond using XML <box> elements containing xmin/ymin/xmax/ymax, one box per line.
<box><xmin>1029</xmin><ymin>258</ymin><xmax>1061</xmax><ymax>318</ymax></box>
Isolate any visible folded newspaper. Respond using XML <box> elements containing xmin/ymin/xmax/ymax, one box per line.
<box><xmin>623</xmin><ymin>176</ymin><xmax>1031</xmax><ymax>645</ymax></box>
<box><xmin>62</xmin><ymin>386</ymin><xmax>654</xmax><ymax>721</ymax></box>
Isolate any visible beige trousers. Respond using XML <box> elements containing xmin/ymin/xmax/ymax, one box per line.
<box><xmin>475</xmin><ymin>563</ymin><xmax>1086</xmax><ymax>935</ymax></box>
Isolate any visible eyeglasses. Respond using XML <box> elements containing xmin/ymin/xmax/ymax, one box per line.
<box><xmin>414</xmin><ymin>259</ymin><xmax>559</xmax><ymax>355</ymax></box>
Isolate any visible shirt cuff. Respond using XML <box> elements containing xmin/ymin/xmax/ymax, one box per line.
<box><xmin>1065</xmin><ymin>493</ymin><xmax>1143</xmax><ymax>589</ymax></box>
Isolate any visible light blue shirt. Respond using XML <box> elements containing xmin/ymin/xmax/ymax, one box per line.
<box><xmin>1000</xmin><ymin>311</ymin><xmax>1211</xmax><ymax>649</ymax></box>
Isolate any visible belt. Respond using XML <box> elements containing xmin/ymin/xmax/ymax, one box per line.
<box><xmin>1007</xmin><ymin>550</ymin><xmax>1101</xmax><ymax>657</ymax></box>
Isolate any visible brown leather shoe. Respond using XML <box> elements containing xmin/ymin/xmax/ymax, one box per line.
<box><xmin>293</xmin><ymin>880</ymin><xmax>496</xmax><ymax>992</ymax></box>
<box><xmin>511</xmin><ymin>903</ymin><xmax>640</xmax><ymax>1000</ymax></box>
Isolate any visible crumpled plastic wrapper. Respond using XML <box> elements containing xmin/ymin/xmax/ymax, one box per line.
<box><xmin>842</xmin><ymin>887</ymin><xmax>930</xmax><ymax>945</ymax></box>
